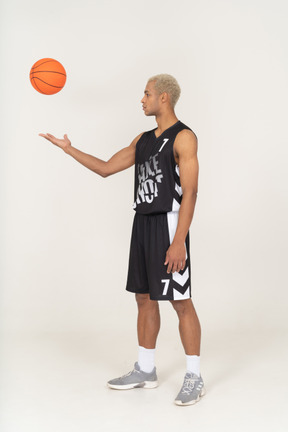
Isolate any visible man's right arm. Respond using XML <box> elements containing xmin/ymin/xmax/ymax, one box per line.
<box><xmin>39</xmin><ymin>132</ymin><xmax>144</xmax><ymax>177</ymax></box>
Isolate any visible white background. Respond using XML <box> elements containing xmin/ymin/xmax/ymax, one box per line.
<box><xmin>0</xmin><ymin>0</ymin><xmax>287</xmax><ymax>431</ymax></box>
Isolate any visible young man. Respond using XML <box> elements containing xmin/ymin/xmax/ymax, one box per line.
<box><xmin>39</xmin><ymin>74</ymin><xmax>205</xmax><ymax>406</ymax></box>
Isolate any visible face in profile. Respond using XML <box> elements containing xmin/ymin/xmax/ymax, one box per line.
<box><xmin>141</xmin><ymin>81</ymin><xmax>162</xmax><ymax>116</ymax></box>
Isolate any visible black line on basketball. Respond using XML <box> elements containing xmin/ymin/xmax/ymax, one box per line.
<box><xmin>31</xmin><ymin>60</ymin><xmax>60</xmax><ymax>70</ymax></box>
<box><xmin>32</xmin><ymin>78</ymin><xmax>46</xmax><ymax>94</ymax></box>
<box><xmin>31</xmin><ymin>77</ymin><xmax>63</xmax><ymax>88</ymax></box>
<box><xmin>34</xmin><ymin>71</ymin><xmax>66</xmax><ymax>77</ymax></box>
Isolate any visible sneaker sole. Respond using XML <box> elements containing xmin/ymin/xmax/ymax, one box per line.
<box><xmin>174</xmin><ymin>387</ymin><xmax>206</xmax><ymax>406</ymax></box>
<box><xmin>107</xmin><ymin>380</ymin><xmax>159</xmax><ymax>390</ymax></box>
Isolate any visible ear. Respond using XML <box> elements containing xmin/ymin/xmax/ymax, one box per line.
<box><xmin>161</xmin><ymin>92</ymin><xmax>169</xmax><ymax>104</ymax></box>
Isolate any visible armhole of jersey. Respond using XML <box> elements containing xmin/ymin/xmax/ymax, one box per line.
<box><xmin>172</xmin><ymin>126</ymin><xmax>194</xmax><ymax>166</ymax></box>
<box><xmin>172</xmin><ymin>127</ymin><xmax>185</xmax><ymax>167</ymax></box>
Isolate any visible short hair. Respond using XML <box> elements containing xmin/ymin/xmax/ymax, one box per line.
<box><xmin>148</xmin><ymin>74</ymin><xmax>181</xmax><ymax>108</ymax></box>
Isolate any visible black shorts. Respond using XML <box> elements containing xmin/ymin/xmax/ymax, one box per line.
<box><xmin>125</xmin><ymin>211</ymin><xmax>192</xmax><ymax>301</ymax></box>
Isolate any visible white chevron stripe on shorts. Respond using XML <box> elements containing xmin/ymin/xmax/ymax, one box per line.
<box><xmin>166</xmin><ymin>211</ymin><xmax>188</xmax><ymax>260</ymax></box>
<box><xmin>173</xmin><ymin>287</ymin><xmax>190</xmax><ymax>300</ymax></box>
<box><xmin>173</xmin><ymin>268</ymin><xmax>189</xmax><ymax>286</ymax></box>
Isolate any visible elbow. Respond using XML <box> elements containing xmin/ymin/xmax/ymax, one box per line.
<box><xmin>101</xmin><ymin>169</ymin><xmax>114</xmax><ymax>178</ymax></box>
<box><xmin>191</xmin><ymin>191</ymin><xmax>198</xmax><ymax>201</ymax></box>
<box><xmin>100</xmin><ymin>172</ymin><xmax>113</xmax><ymax>178</ymax></box>
<box><xmin>182</xmin><ymin>189</ymin><xmax>198</xmax><ymax>201</ymax></box>
<box><xmin>100</xmin><ymin>171</ymin><xmax>109</xmax><ymax>178</ymax></box>
<box><xmin>95</xmin><ymin>162</ymin><xmax>111</xmax><ymax>178</ymax></box>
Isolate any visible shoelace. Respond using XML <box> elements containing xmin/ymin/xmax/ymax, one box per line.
<box><xmin>121</xmin><ymin>368</ymin><xmax>140</xmax><ymax>378</ymax></box>
<box><xmin>181</xmin><ymin>377</ymin><xmax>198</xmax><ymax>395</ymax></box>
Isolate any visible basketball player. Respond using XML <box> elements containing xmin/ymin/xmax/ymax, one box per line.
<box><xmin>39</xmin><ymin>74</ymin><xmax>205</xmax><ymax>406</ymax></box>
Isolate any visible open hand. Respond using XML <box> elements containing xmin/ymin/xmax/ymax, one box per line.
<box><xmin>38</xmin><ymin>133</ymin><xmax>71</xmax><ymax>152</ymax></box>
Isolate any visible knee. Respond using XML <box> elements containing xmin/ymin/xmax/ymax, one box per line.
<box><xmin>136</xmin><ymin>293</ymin><xmax>157</xmax><ymax>310</ymax></box>
<box><xmin>135</xmin><ymin>293</ymin><xmax>150</xmax><ymax>308</ymax></box>
<box><xmin>170</xmin><ymin>299</ymin><xmax>192</xmax><ymax>316</ymax></box>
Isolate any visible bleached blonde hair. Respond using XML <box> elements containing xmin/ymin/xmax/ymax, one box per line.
<box><xmin>148</xmin><ymin>74</ymin><xmax>181</xmax><ymax>108</ymax></box>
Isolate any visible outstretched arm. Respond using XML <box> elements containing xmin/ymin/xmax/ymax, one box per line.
<box><xmin>38</xmin><ymin>132</ymin><xmax>144</xmax><ymax>177</ymax></box>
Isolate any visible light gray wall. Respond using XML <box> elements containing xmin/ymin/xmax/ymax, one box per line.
<box><xmin>1</xmin><ymin>0</ymin><xmax>287</xmax><ymax>335</ymax></box>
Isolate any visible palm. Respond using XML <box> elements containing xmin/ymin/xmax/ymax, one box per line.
<box><xmin>39</xmin><ymin>133</ymin><xmax>71</xmax><ymax>150</ymax></box>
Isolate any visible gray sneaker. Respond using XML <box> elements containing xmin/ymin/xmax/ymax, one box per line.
<box><xmin>174</xmin><ymin>372</ymin><xmax>206</xmax><ymax>406</ymax></box>
<box><xmin>107</xmin><ymin>362</ymin><xmax>158</xmax><ymax>390</ymax></box>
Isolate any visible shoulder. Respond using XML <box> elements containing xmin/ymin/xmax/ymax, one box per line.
<box><xmin>176</xmin><ymin>126</ymin><xmax>198</xmax><ymax>142</ymax></box>
<box><xmin>174</xmin><ymin>128</ymin><xmax>198</xmax><ymax>156</ymax></box>
<box><xmin>130</xmin><ymin>131</ymin><xmax>146</xmax><ymax>148</ymax></box>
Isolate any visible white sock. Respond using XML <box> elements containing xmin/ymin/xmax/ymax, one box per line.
<box><xmin>138</xmin><ymin>346</ymin><xmax>155</xmax><ymax>373</ymax></box>
<box><xmin>186</xmin><ymin>355</ymin><xmax>200</xmax><ymax>377</ymax></box>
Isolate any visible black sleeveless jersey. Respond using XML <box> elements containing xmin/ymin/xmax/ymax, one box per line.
<box><xmin>132</xmin><ymin>120</ymin><xmax>192</xmax><ymax>215</ymax></box>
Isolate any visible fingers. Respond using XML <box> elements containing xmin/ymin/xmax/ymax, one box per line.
<box><xmin>38</xmin><ymin>133</ymin><xmax>61</xmax><ymax>147</ymax></box>
<box><xmin>174</xmin><ymin>261</ymin><xmax>182</xmax><ymax>273</ymax></box>
<box><xmin>166</xmin><ymin>259</ymin><xmax>186</xmax><ymax>274</ymax></box>
<box><xmin>164</xmin><ymin>254</ymin><xmax>168</xmax><ymax>266</ymax></box>
<box><xmin>164</xmin><ymin>248</ymin><xmax>186</xmax><ymax>274</ymax></box>
<box><xmin>64</xmin><ymin>134</ymin><xmax>70</xmax><ymax>143</ymax></box>
<box><xmin>38</xmin><ymin>133</ymin><xmax>54</xmax><ymax>141</ymax></box>
<box><xmin>167</xmin><ymin>262</ymin><xmax>173</xmax><ymax>274</ymax></box>
<box><xmin>165</xmin><ymin>253</ymin><xmax>172</xmax><ymax>273</ymax></box>
<box><xmin>166</xmin><ymin>260</ymin><xmax>183</xmax><ymax>274</ymax></box>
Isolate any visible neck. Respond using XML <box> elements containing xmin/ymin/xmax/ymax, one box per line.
<box><xmin>155</xmin><ymin>111</ymin><xmax>179</xmax><ymax>134</ymax></box>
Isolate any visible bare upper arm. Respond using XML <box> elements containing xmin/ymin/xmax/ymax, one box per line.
<box><xmin>174</xmin><ymin>129</ymin><xmax>199</xmax><ymax>194</ymax></box>
<box><xmin>105</xmin><ymin>132</ymin><xmax>144</xmax><ymax>177</ymax></box>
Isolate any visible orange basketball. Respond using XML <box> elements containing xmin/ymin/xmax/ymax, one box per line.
<box><xmin>29</xmin><ymin>58</ymin><xmax>67</xmax><ymax>95</ymax></box>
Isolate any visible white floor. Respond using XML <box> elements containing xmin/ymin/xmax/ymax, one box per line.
<box><xmin>0</xmin><ymin>328</ymin><xmax>287</xmax><ymax>432</ymax></box>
